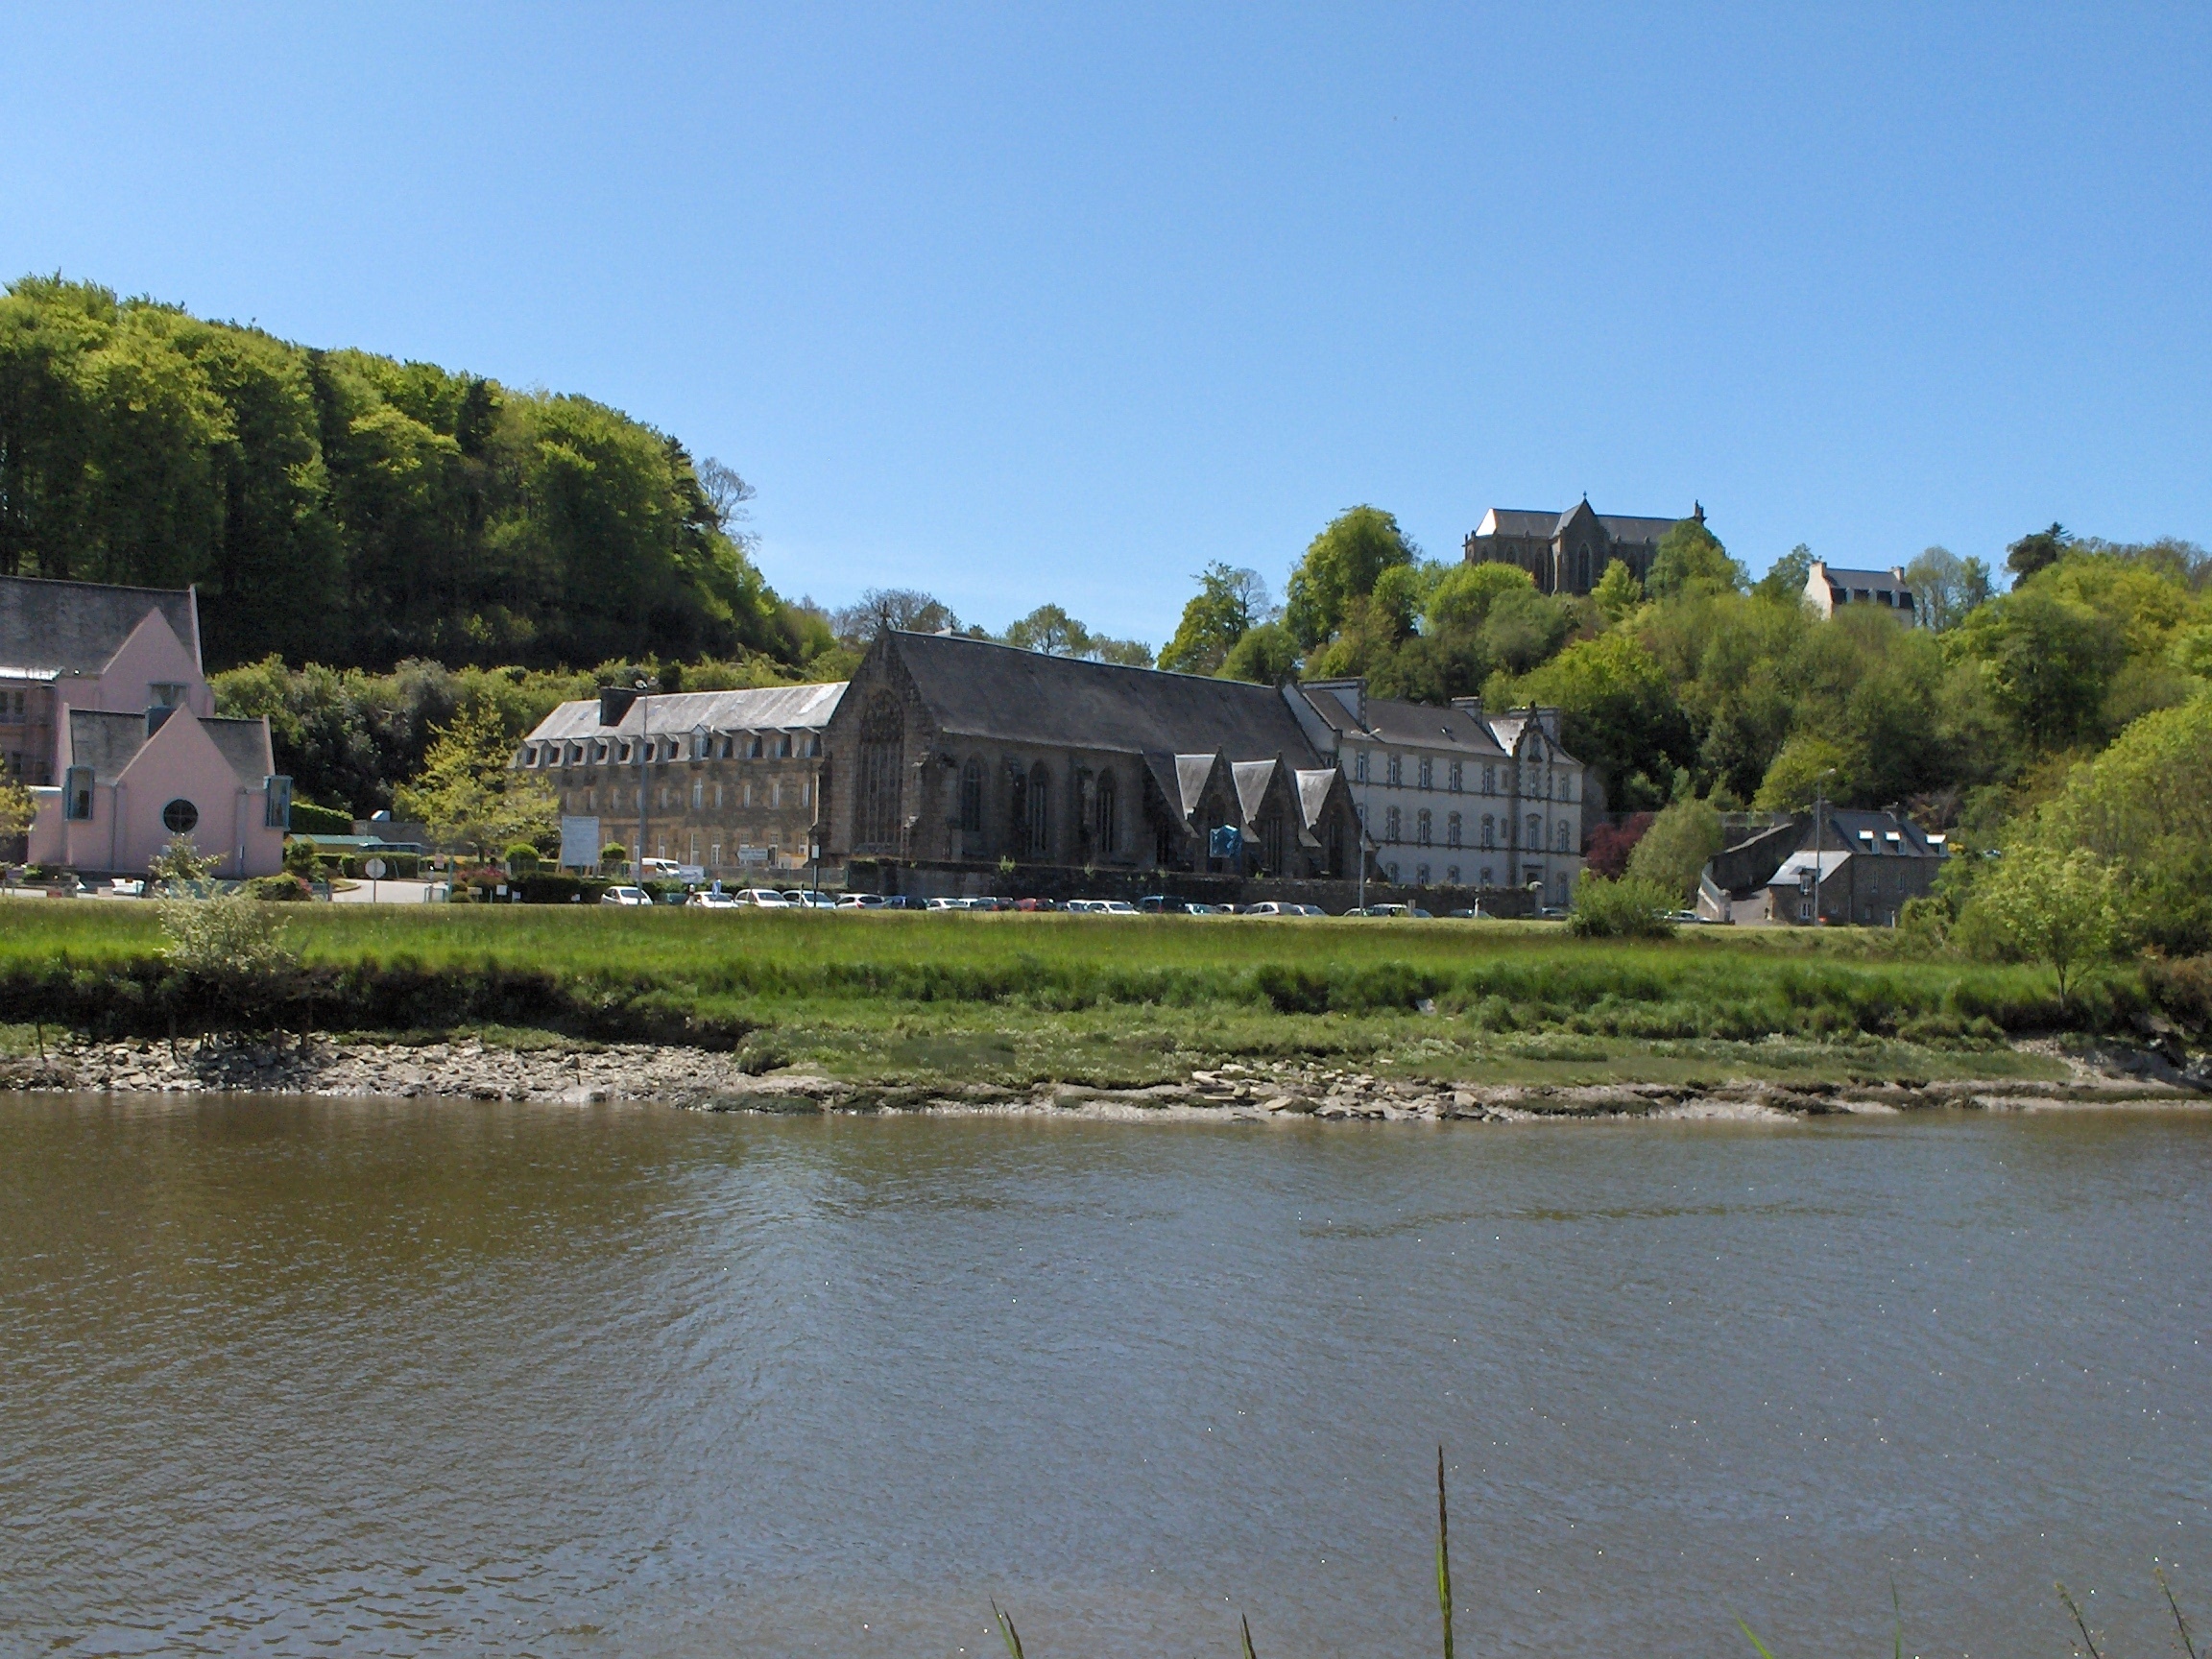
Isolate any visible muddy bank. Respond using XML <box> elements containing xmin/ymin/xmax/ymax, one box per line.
<box><xmin>2</xmin><ymin>1035</ymin><xmax>2205</xmax><ymax>1121</ymax></box>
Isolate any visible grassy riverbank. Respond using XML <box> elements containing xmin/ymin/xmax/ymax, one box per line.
<box><xmin>4</xmin><ymin>902</ymin><xmax>2200</xmax><ymax>1093</ymax></box>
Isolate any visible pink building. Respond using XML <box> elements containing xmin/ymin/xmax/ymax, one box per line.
<box><xmin>2</xmin><ymin>577</ymin><xmax>289</xmax><ymax>878</ymax></box>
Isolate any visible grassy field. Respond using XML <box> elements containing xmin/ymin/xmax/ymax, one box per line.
<box><xmin>0</xmin><ymin>901</ymin><xmax>2160</xmax><ymax>1089</ymax></box>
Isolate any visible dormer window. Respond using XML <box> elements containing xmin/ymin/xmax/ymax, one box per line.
<box><xmin>150</xmin><ymin>682</ymin><xmax>187</xmax><ymax>709</ymax></box>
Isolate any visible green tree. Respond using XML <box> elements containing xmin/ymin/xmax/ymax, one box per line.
<box><xmin>1479</xmin><ymin>587</ymin><xmax>1572</xmax><ymax>675</ymax></box>
<box><xmin>1949</xmin><ymin>586</ymin><xmax>2125</xmax><ymax>751</ymax></box>
<box><xmin>0</xmin><ymin>756</ymin><xmax>32</xmax><ymax>844</ymax></box>
<box><xmin>1647</xmin><ymin>517</ymin><xmax>1745</xmax><ymax>600</ymax></box>
<box><xmin>1003</xmin><ymin>604</ymin><xmax>1093</xmax><ymax>656</ymax></box>
<box><xmin>1427</xmin><ymin>561</ymin><xmax>1537</xmax><ymax>636</ymax></box>
<box><xmin>1160</xmin><ymin>565</ymin><xmax>1271</xmax><ymax>674</ymax></box>
<box><xmin>1217</xmin><ymin>622</ymin><xmax>1301</xmax><ymax>685</ymax></box>
<box><xmin>1752</xmin><ymin>734</ymin><xmax>1853</xmax><ymax>811</ymax></box>
<box><xmin>1624</xmin><ymin>796</ymin><xmax>1724</xmax><ymax>904</ymax></box>
<box><xmin>1752</xmin><ymin>543</ymin><xmax>1814</xmax><ymax>607</ymax></box>
<box><xmin>2006</xmin><ymin>521</ymin><xmax>2071</xmax><ymax>583</ymax></box>
<box><xmin>1903</xmin><ymin>545</ymin><xmax>1993</xmax><ymax>632</ymax></box>
<box><xmin>394</xmin><ymin>703</ymin><xmax>558</xmax><ymax>859</ymax></box>
<box><xmin>1283</xmin><ymin>506</ymin><xmax>1417</xmax><ymax>648</ymax></box>
<box><xmin>1591</xmin><ymin>558</ymin><xmax>1644</xmax><ymax>623</ymax></box>
<box><xmin>1970</xmin><ymin>845</ymin><xmax>2121</xmax><ymax>1006</ymax></box>
<box><xmin>1489</xmin><ymin>632</ymin><xmax>1694</xmax><ymax>812</ymax></box>
<box><xmin>2026</xmin><ymin>691</ymin><xmax>2212</xmax><ymax>954</ymax></box>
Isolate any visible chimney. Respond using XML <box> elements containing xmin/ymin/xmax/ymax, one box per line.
<box><xmin>1450</xmin><ymin>696</ymin><xmax>1484</xmax><ymax>721</ymax></box>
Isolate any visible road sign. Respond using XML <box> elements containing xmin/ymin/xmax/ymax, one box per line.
<box><xmin>364</xmin><ymin>857</ymin><xmax>388</xmax><ymax>879</ymax></box>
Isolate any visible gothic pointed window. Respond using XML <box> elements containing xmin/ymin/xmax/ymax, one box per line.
<box><xmin>958</xmin><ymin>758</ymin><xmax>983</xmax><ymax>833</ymax></box>
<box><xmin>854</xmin><ymin>694</ymin><xmax>903</xmax><ymax>851</ymax></box>
<box><xmin>1094</xmin><ymin>769</ymin><xmax>1118</xmax><ymax>855</ymax></box>
<box><xmin>1025</xmin><ymin>762</ymin><xmax>1051</xmax><ymax>859</ymax></box>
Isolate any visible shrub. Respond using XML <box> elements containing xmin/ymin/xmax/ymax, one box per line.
<box><xmin>1567</xmin><ymin>873</ymin><xmax>1677</xmax><ymax>939</ymax></box>
<box><xmin>282</xmin><ymin>837</ymin><xmax>321</xmax><ymax>877</ymax></box>
<box><xmin>288</xmin><ymin>800</ymin><xmax>354</xmax><ymax>835</ymax></box>
<box><xmin>245</xmin><ymin>874</ymin><xmax>313</xmax><ymax>902</ymax></box>
<box><xmin>157</xmin><ymin>892</ymin><xmax>301</xmax><ymax>1026</ymax></box>
<box><xmin>517</xmin><ymin>874</ymin><xmax>611</xmax><ymax>904</ymax></box>
<box><xmin>505</xmin><ymin>843</ymin><xmax>541</xmax><ymax>876</ymax></box>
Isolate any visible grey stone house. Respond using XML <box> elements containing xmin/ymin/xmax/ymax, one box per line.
<box><xmin>820</xmin><ymin>630</ymin><xmax>1364</xmax><ymax>884</ymax></box>
<box><xmin>517</xmin><ymin>682</ymin><xmax>846</xmax><ymax>877</ymax></box>
<box><xmin>1696</xmin><ymin>808</ymin><xmax>1947</xmax><ymax>926</ymax></box>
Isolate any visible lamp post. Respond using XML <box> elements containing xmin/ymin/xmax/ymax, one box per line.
<box><xmin>1811</xmin><ymin>766</ymin><xmax>1838</xmax><ymax>925</ymax></box>
<box><xmin>634</xmin><ymin>678</ymin><xmax>650</xmax><ymax>885</ymax></box>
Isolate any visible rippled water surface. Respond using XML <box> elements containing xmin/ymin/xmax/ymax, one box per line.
<box><xmin>2</xmin><ymin>1095</ymin><xmax>2207</xmax><ymax>1657</ymax></box>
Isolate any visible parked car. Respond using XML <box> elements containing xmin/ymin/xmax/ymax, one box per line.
<box><xmin>1242</xmin><ymin>901</ymin><xmax>1323</xmax><ymax>917</ymax></box>
<box><xmin>836</xmin><ymin>893</ymin><xmax>886</xmax><ymax>908</ymax></box>
<box><xmin>779</xmin><ymin>890</ymin><xmax>836</xmax><ymax>908</ymax></box>
<box><xmin>1137</xmin><ymin>895</ymin><xmax>1187</xmax><ymax>914</ymax></box>
<box><xmin>1012</xmin><ymin>896</ymin><xmax>1057</xmax><ymax>911</ymax></box>
<box><xmin>1536</xmin><ymin>906</ymin><xmax>1572</xmax><ymax>921</ymax></box>
<box><xmin>1182</xmin><ymin>901</ymin><xmax>1228</xmax><ymax>915</ymax></box>
<box><xmin>1095</xmin><ymin>900</ymin><xmax>1140</xmax><ymax>916</ymax></box>
<box><xmin>638</xmin><ymin>858</ymin><xmax>682</xmax><ymax>880</ymax></box>
<box><xmin>1349</xmin><ymin>902</ymin><xmax>1412</xmax><ymax>918</ymax></box>
<box><xmin>600</xmin><ymin>885</ymin><xmax>651</xmax><ymax>906</ymax></box>
<box><xmin>732</xmin><ymin>888</ymin><xmax>791</xmax><ymax>907</ymax></box>
<box><xmin>105</xmin><ymin>878</ymin><xmax>146</xmax><ymax>899</ymax></box>
<box><xmin>686</xmin><ymin>891</ymin><xmax>739</xmax><ymax>909</ymax></box>
<box><xmin>924</xmin><ymin>896</ymin><xmax>968</xmax><ymax>911</ymax></box>
<box><xmin>875</xmin><ymin>895</ymin><xmax>916</xmax><ymax>909</ymax></box>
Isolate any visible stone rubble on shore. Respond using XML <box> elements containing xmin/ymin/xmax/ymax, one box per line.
<box><xmin>0</xmin><ymin>1035</ymin><xmax>2203</xmax><ymax>1120</ymax></box>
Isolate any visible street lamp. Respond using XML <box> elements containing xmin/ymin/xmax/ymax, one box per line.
<box><xmin>1810</xmin><ymin>766</ymin><xmax>1838</xmax><ymax>925</ymax></box>
<box><xmin>633</xmin><ymin>677</ymin><xmax>651</xmax><ymax>885</ymax></box>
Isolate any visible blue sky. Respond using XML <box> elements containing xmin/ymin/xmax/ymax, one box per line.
<box><xmin>5</xmin><ymin>5</ymin><xmax>2207</xmax><ymax>645</ymax></box>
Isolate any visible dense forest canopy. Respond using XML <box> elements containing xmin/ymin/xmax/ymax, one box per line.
<box><xmin>0</xmin><ymin>276</ymin><xmax>811</xmax><ymax>672</ymax></box>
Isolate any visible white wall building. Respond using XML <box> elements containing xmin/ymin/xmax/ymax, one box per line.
<box><xmin>1287</xmin><ymin>679</ymin><xmax>1585</xmax><ymax>905</ymax></box>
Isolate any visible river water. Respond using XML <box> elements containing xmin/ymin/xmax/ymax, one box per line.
<box><xmin>2</xmin><ymin>1095</ymin><xmax>2206</xmax><ymax>1658</ymax></box>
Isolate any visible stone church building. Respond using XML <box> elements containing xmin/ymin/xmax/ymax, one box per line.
<box><xmin>820</xmin><ymin>631</ymin><xmax>1366</xmax><ymax>885</ymax></box>
<box><xmin>1463</xmin><ymin>498</ymin><xmax>1700</xmax><ymax>595</ymax></box>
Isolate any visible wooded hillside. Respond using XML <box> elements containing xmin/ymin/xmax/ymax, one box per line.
<box><xmin>0</xmin><ymin>276</ymin><xmax>807</xmax><ymax>672</ymax></box>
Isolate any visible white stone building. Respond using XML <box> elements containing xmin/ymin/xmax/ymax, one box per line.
<box><xmin>1288</xmin><ymin>679</ymin><xmax>1585</xmax><ymax>904</ymax></box>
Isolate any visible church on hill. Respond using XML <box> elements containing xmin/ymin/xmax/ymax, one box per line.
<box><xmin>1462</xmin><ymin>498</ymin><xmax>1700</xmax><ymax>596</ymax></box>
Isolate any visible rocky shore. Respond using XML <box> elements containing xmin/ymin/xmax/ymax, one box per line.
<box><xmin>1</xmin><ymin>1034</ymin><xmax>2204</xmax><ymax>1121</ymax></box>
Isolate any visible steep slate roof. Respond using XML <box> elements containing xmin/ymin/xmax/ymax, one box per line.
<box><xmin>64</xmin><ymin>710</ymin><xmax>152</xmax><ymax>784</ymax></box>
<box><xmin>64</xmin><ymin>709</ymin><xmax>271</xmax><ymax>787</ymax></box>
<box><xmin>1299</xmin><ymin>687</ymin><xmax>1507</xmax><ymax>756</ymax></box>
<box><xmin>526</xmin><ymin>682</ymin><xmax>848</xmax><ymax>744</ymax></box>
<box><xmin>1472</xmin><ymin>508</ymin><xmax>1682</xmax><ymax>545</ymax></box>
<box><xmin>888</xmin><ymin>632</ymin><xmax>1325</xmax><ymax>761</ymax></box>
<box><xmin>0</xmin><ymin>576</ymin><xmax>200</xmax><ymax>677</ymax></box>
<box><xmin>1595</xmin><ymin>515</ymin><xmax>1679</xmax><ymax>544</ymax></box>
<box><xmin>202</xmin><ymin>717</ymin><xmax>276</xmax><ymax>787</ymax></box>
<box><xmin>1473</xmin><ymin>508</ymin><xmax>1560</xmax><ymax>540</ymax></box>
<box><xmin>1810</xmin><ymin>565</ymin><xmax>1908</xmax><ymax>591</ymax></box>
<box><xmin>1769</xmin><ymin>849</ymin><xmax>1852</xmax><ymax>884</ymax></box>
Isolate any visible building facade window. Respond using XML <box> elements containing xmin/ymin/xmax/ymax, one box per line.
<box><xmin>1416</xmin><ymin>808</ymin><xmax>1432</xmax><ymax>846</ymax></box>
<box><xmin>1480</xmin><ymin>814</ymin><xmax>1495</xmax><ymax>848</ymax></box>
<box><xmin>1446</xmin><ymin>865</ymin><xmax>1460</xmax><ymax>884</ymax></box>
<box><xmin>1095</xmin><ymin>769</ymin><xmax>1118</xmax><ymax>855</ymax></box>
<box><xmin>162</xmin><ymin>798</ymin><xmax>199</xmax><ymax>834</ymax></box>
<box><xmin>1354</xmin><ymin>749</ymin><xmax>1368</xmax><ymax>782</ymax></box>
<box><xmin>1447</xmin><ymin>812</ymin><xmax>1461</xmax><ymax>848</ymax></box>
<box><xmin>1024</xmin><ymin>761</ymin><xmax>1050</xmax><ymax>858</ymax></box>
<box><xmin>1480</xmin><ymin>865</ymin><xmax>1494</xmax><ymax>887</ymax></box>
<box><xmin>1527</xmin><ymin>813</ymin><xmax>1542</xmax><ymax>848</ymax></box>
<box><xmin>1387</xmin><ymin>754</ymin><xmax>1403</xmax><ymax>787</ymax></box>
<box><xmin>1417</xmin><ymin>757</ymin><xmax>1433</xmax><ymax>790</ymax></box>
<box><xmin>1384</xmin><ymin>805</ymin><xmax>1402</xmax><ymax>842</ymax></box>
<box><xmin>1482</xmin><ymin>765</ymin><xmax>1496</xmax><ymax>795</ymax></box>
<box><xmin>1449</xmin><ymin>761</ymin><xmax>1463</xmax><ymax>792</ymax></box>
<box><xmin>1556</xmin><ymin>821</ymin><xmax>1571</xmax><ymax>853</ymax></box>
<box><xmin>1416</xmin><ymin>864</ymin><xmax>1431</xmax><ymax>886</ymax></box>
<box><xmin>854</xmin><ymin>694</ymin><xmax>904</xmax><ymax>850</ymax></box>
<box><xmin>691</xmin><ymin>781</ymin><xmax>704</xmax><ymax>810</ymax></box>
<box><xmin>959</xmin><ymin>758</ymin><xmax>984</xmax><ymax>833</ymax></box>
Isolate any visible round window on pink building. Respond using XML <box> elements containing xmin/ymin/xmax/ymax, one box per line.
<box><xmin>162</xmin><ymin>799</ymin><xmax>199</xmax><ymax>834</ymax></box>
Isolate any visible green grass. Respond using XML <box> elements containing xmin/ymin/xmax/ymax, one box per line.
<box><xmin>0</xmin><ymin>903</ymin><xmax>2178</xmax><ymax>1087</ymax></box>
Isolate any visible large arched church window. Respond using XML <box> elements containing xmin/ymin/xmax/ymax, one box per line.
<box><xmin>854</xmin><ymin>694</ymin><xmax>904</xmax><ymax>850</ymax></box>
<box><xmin>958</xmin><ymin>758</ymin><xmax>983</xmax><ymax>834</ymax></box>
<box><xmin>1094</xmin><ymin>769</ymin><xmax>1118</xmax><ymax>855</ymax></box>
<box><xmin>1024</xmin><ymin>762</ymin><xmax>1051</xmax><ymax>859</ymax></box>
